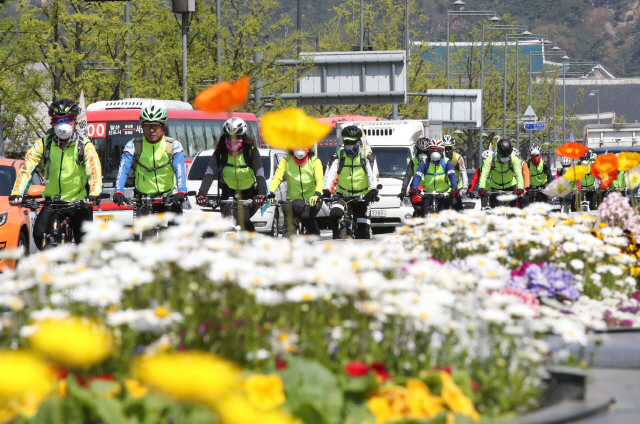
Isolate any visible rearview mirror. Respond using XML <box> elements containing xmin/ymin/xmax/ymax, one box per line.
<box><xmin>27</xmin><ymin>185</ymin><xmax>45</xmax><ymax>197</ymax></box>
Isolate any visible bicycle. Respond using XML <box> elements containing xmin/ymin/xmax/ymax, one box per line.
<box><xmin>271</xmin><ymin>197</ymin><xmax>309</xmax><ymax>237</ymax></box>
<box><xmin>20</xmin><ymin>194</ymin><xmax>108</xmax><ymax>250</ymax></box>
<box><xmin>527</xmin><ymin>186</ymin><xmax>547</xmax><ymax>204</ymax></box>
<box><xmin>418</xmin><ymin>191</ymin><xmax>451</xmax><ymax>214</ymax></box>
<box><xmin>125</xmin><ymin>193</ymin><xmax>178</xmax><ymax>240</ymax></box>
<box><xmin>481</xmin><ymin>189</ymin><xmax>517</xmax><ymax>210</ymax></box>
<box><xmin>579</xmin><ymin>188</ymin><xmax>598</xmax><ymax>212</ymax></box>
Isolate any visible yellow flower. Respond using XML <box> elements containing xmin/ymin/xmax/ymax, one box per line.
<box><xmin>261</xmin><ymin>108</ymin><xmax>332</xmax><ymax>150</ymax></box>
<box><xmin>29</xmin><ymin>317</ymin><xmax>114</xmax><ymax>368</ymax></box>
<box><xmin>212</xmin><ymin>393</ymin><xmax>298</xmax><ymax>424</ymax></box>
<box><xmin>617</xmin><ymin>151</ymin><xmax>640</xmax><ymax>171</ymax></box>
<box><xmin>0</xmin><ymin>351</ymin><xmax>56</xmax><ymax>419</ymax></box>
<box><xmin>440</xmin><ymin>372</ymin><xmax>479</xmax><ymax>421</ymax></box>
<box><xmin>562</xmin><ymin>165</ymin><xmax>588</xmax><ymax>182</ymax></box>
<box><xmin>406</xmin><ymin>379</ymin><xmax>443</xmax><ymax>419</ymax></box>
<box><xmin>368</xmin><ymin>396</ymin><xmax>400</xmax><ymax>424</ymax></box>
<box><xmin>133</xmin><ymin>351</ymin><xmax>240</xmax><ymax>404</ymax></box>
<box><xmin>125</xmin><ymin>379</ymin><xmax>148</xmax><ymax>399</ymax></box>
<box><xmin>154</xmin><ymin>306</ymin><xmax>170</xmax><ymax>318</ymax></box>
<box><xmin>242</xmin><ymin>374</ymin><xmax>285</xmax><ymax>411</ymax></box>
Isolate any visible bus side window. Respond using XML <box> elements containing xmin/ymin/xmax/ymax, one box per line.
<box><xmin>190</xmin><ymin>121</ymin><xmax>206</xmax><ymax>156</ymax></box>
<box><xmin>206</xmin><ymin>120</ymin><xmax>224</xmax><ymax>150</ymax></box>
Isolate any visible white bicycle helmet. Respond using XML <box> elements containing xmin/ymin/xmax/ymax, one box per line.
<box><xmin>513</xmin><ymin>148</ymin><xmax>520</xmax><ymax>158</ymax></box>
<box><xmin>140</xmin><ymin>104</ymin><xmax>168</xmax><ymax>124</ymax></box>
<box><xmin>560</xmin><ymin>157</ymin><xmax>572</xmax><ymax>167</ymax></box>
<box><xmin>589</xmin><ymin>150</ymin><xmax>597</xmax><ymax>160</ymax></box>
<box><xmin>443</xmin><ymin>134</ymin><xmax>456</xmax><ymax>147</ymax></box>
<box><xmin>482</xmin><ymin>149</ymin><xmax>493</xmax><ymax>160</ymax></box>
<box><xmin>223</xmin><ymin>117</ymin><xmax>248</xmax><ymax>136</ymax></box>
<box><xmin>427</xmin><ymin>138</ymin><xmax>445</xmax><ymax>151</ymax></box>
<box><xmin>529</xmin><ymin>144</ymin><xmax>542</xmax><ymax>155</ymax></box>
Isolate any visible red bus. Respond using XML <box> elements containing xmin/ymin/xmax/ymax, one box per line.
<box><xmin>86</xmin><ymin>99</ymin><xmax>261</xmax><ymax>191</ymax></box>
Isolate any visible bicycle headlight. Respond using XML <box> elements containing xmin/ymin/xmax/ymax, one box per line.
<box><xmin>0</xmin><ymin>213</ymin><xmax>7</xmax><ymax>227</ymax></box>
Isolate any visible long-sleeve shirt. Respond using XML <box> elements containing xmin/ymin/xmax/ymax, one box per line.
<box><xmin>478</xmin><ymin>154</ymin><xmax>524</xmax><ymax>190</ymax></box>
<box><xmin>469</xmin><ymin>168</ymin><xmax>481</xmax><ymax>192</ymax></box>
<box><xmin>12</xmin><ymin>135</ymin><xmax>102</xmax><ymax>197</ymax></box>
<box><xmin>411</xmin><ymin>158</ymin><xmax>458</xmax><ymax>190</ymax></box>
<box><xmin>401</xmin><ymin>158</ymin><xmax>420</xmax><ymax>193</ymax></box>
<box><xmin>522</xmin><ymin>162</ymin><xmax>530</xmax><ymax>189</ymax></box>
<box><xmin>198</xmin><ymin>147</ymin><xmax>267</xmax><ymax>196</ymax></box>
<box><xmin>269</xmin><ymin>155</ymin><xmax>324</xmax><ymax>197</ymax></box>
<box><xmin>454</xmin><ymin>154</ymin><xmax>468</xmax><ymax>189</ymax></box>
<box><xmin>323</xmin><ymin>150</ymin><xmax>378</xmax><ymax>191</ymax></box>
<box><xmin>115</xmin><ymin>137</ymin><xmax>187</xmax><ymax>194</ymax></box>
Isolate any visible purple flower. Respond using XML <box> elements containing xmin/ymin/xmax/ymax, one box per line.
<box><xmin>510</xmin><ymin>262</ymin><xmax>578</xmax><ymax>301</ymax></box>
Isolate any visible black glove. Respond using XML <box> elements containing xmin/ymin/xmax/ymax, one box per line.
<box><xmin>467</xmin><ymin>192</ymin><xmax>476</xmax><ymax>199</ymax></box>
<box><xmin>174</xmin><ymin>192</ymin><xmax>186</xmax><ymax>203</ymax></box>
<box><xmin>113</xmin><ymin>192</ymin><xmax>126</xmax><ymax>206</ymax></box>
<box><xmin>322</xmin><ymin>189</ymin><xmax>332</xmax><ymax>198</ymax></box>
<box><xmin>408</xmin><ymin>188</ymin><xmax>419</xmax><ymax>197</ymax></box>
<box><xmin>84</xmin><ymin>195</ymin><xmax>97</xmax><ymax>203</ymax></box>
<box><xmin>515</xmin><ymin>189</ymin><xmax>524</xmax><ymax>196</ymax></box>
<box><xmin>196</xmin><ymin>195</ymin><xmax>208</xmax><ymax>207</ymax></box>
<box><xmin>9</xmin><ymin>195</ymin><xmax>22</xmax><ymax>206</ymax></box>
<box><xmin>255</xmin><ymin>194</ymin><xmax>267</xmax><ymax>205</ymax></box>
<box><xmin>451</xmin><ymin>189</ymin><xmax>459</xmax><ymax>197</ymax></box>
<box><xmin>397</xmin><ymin>192</ymin><xmax>405</xmax><ymax>200</ymax></box>
<box><xmin>363</xmin><ymin>189</ymin><xmax>378</xmax><ymax>202</ymax></box>
<box><xmin>479</xmin><ymin>188</ymin><xmax>488</xmax><ymax>197</ymax></box>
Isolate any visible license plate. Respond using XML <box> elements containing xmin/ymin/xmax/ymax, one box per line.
<box><xmin>95</xmin><ymin>214</ymin><xmax>114</xmax><ymax>221</ymax></box>
<box><xmin>371</xmin><ymin>210</ymin><xmax>386</xmax><ymax>217</ymax></box>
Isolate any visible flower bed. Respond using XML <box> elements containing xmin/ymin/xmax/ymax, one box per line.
<box><xmin>0</xmin><ymin>205</ymin><xmax>638</xmax><ymax>423</ymax></box>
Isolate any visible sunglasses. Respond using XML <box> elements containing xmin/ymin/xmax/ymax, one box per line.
<box><xmin>142</xmin><ymin>123</ymin><xmax>164</xmax><ymax>131</ymax></box>
<box><xmin>53</xmin><ymin>116</ymin><xmax>75</xmax><ymax>125</ymax></box>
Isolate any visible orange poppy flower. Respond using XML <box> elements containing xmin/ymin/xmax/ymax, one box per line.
<box><xmin>592</xmin><ymin>153</ymin><xmax>618</xmax><ymax>175</ymax></box>
<box><xmin>590</xmin><ymin>163</ymin><xmax>617</xmax><ymax>189</ymax></box>
<box><xmin>193</xmin><ymin>75</ymin><xmax>250</xmax><ymax>114</ymax></box>
<box><xmin>555</xmin><ymin>142</ymin><xmax>589</xmax><ymax>160</ymax></box>
<box><xmin>617</xmin><ymin>151</ymin><xmax>640</xmax><ymax>172</ymax></box>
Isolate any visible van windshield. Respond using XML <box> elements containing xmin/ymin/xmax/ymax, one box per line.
<box><xmin>92</xmin><ymin>118</ymin><xmax>261</xmax><ymax>185</ymax></box>
<box><xmin>370</xmin><ymin>146</ymin><xmax>412</xmax><ymax>179</ymax></box>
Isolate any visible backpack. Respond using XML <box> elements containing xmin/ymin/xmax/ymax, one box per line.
<box><xmin>337</xmin><ymin>148</ymin><xmax>369</xmax><ymax>175</ymax></box>
<box><xmin>42</xmin><ymin>133</ymin><xmax>88</xmax><ymax>168</ymax></box>
<box><xmin>423</xmin><ymin>157</ymin><xmax>449</xmax><ymax>176</ymax></box>
<box><xmin>131</xmin><ymin>137</ymin><xmax>175</xmax><ymax>174</ymax></box>
<box><xmin>490</xmin><ymin>153</ymin><xmax>514</xmax><ymax>173</ymax></box>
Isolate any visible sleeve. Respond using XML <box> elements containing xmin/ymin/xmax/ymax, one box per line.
<box><xmin>171</xmin><ymin>140</ymin><xmax>187</xmax><ymax>193</ymax></box>
<box><xmin>458</xmin><ymin>156</ymin><xmax>468</xmax><ymax>189</ymax></box>
<box><xmin>250</xmin><ymin>148</ymin><xmax>267</xmax><ymax>195</ymax></box>
<box><xmin>313</xmin><ymin>157</ymin><xmax>324</xmax><ymax>193</ymax></box>
<box><xmin>446</xmin><ymin>160</ymin><xmax>458</xmax><ymax>190</ymax></box>
<box><xmin>513</xmin><ymin>156</ymin><xmax>524</xmax><ymax>189</ymax></box>
<box><xmin>269</xmin><ymin>156</ymin><xmax>288</xmax><ymax>193</ymax></box>
<box><xmin>544</xmin><ymin>162</ymin><xmax>553</xmax><ymax>185</ymax></box>
<box><xmin>400</xmin><ymin>161</ymin><xmax>415</xmax><ymax>193</ymax></box>
<box><xmin>83</xmin><ymin>142</ymin><xmax>103</xmax><ymax>196</ymax></box>
<box><xmin>469</xmin><ymin>168</ymin><xmax>480</xmax><ymax>192</ymax></box>
<box><xmin>522</xmin><ymin>162</ymin><xmax>530</xmax><ymax>189</ymax></box>
<box><xmin>412</xmin><ymin>160</ymin><xmax>427</xmax><ymax>189</ymax></box>
<box><xmin>114</xmin><ymin>140</ymin><xmax>135</xmax><ymax>194</ymax></box>
<box><xmin>478</xmin><ymin>156</ymin><xmax>491</xmax><ymax>190</ymax></box>
<box><xmin>12</xmin><ymin>139</ymin><xmax>44</xmax><ymax>196</ymax></box>
<box><xmin>365</xmin><ymin>153</ymin><xmax>378</xmax><ymax>189</ymax></box>
<box><xmin>198</xmin><ymin>154</ymin><xmax>219</xmax><ymax>196</ymax></box>
<box><xmin>323</xmin><ymin>153</ymin><xmax>339</xmax><ymax>190</ymax></box>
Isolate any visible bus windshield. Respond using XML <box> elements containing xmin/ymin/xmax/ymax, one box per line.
<box><xmin>92</xmin><ymin>118</ymin><xmax>261</xmax><ymax>185</ymax></box>
<box><xmin>370</xmin><ymin>146</ymin><xmax>412</xmax><ymax>179</ymax></box>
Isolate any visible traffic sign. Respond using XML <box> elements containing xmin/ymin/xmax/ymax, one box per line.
<box><xmin>524</xmin><ymin>122</ymin><xmax>546</xmax><ymax>130</ymax></box>
<box><xmin>522</xmin><ymin>104</ymin><xmax>538</xmax><ymax>122</ymax></box>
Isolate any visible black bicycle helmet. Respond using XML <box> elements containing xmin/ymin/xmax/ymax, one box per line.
<box><xmin>496</xmin><ymin>138</ymin><xmax>513</xmax><ymax>158</ymax></box>
<box><xmin>416</xmin><ymin>137</ymin><xmax>429</xmax><ymax>153</ymax></box>
<box><xmin>341</xmin><ymin>125</ymin><xmax>363</xmax><ymax>141</ymax></box>
<box><xmin>48</xmin><ymin>98</ymin><xmax>80</xmax><ymax>117</ymax></box>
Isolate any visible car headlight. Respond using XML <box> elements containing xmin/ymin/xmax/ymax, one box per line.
<box><xmin>401</xmin><ymin>197</ymin><xmax>412</xmax><ymax>207</ymax></box>
<box><xmin>0</xmin><ymin>213</ymin><xmax>7</xmax><ymax>227</ymax></box>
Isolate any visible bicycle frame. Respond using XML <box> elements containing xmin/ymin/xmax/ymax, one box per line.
<box><xmin>330</xmin><ymin>194</ymin><xmax>365</xmax><ymax>239</ymax></box>
<box><xmin>419</xmin><ymin>191</ymin><xmax>451</xmax><ymax>214</ymax></box>
<box><xmin>20</xmin><ymin>198</ymin><xmax>87</xmax><ymax>249</ymax></box>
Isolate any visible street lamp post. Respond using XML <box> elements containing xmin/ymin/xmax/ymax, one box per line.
<box><xmin>446</xmin><ymin>8</ymin><xmax>499</xmax><ymax>88</ymax></box>
<box><xmin>528</xmin><ymin>48</ymin><xmax>566</xmax><ymax>147</ymax></box>
<box><xmin>562</xmin><ymin>55</ymin><xmax>568</xmax><ymax>143</ymax></box>
<box><xmin>590</xmin><ymin>90</ymin><xmax>600</xmax><ymax>124</ymax></box>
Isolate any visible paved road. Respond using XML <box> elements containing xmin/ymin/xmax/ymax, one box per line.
<box><xmin>575</xmin><ymin>369</ymin><xmax>640</xmax><ymax>424</ymax></box>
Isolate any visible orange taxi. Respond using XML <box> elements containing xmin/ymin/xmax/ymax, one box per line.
<box><xmin>0</xmin><ymin>158</ymin><xmax>45</xmax><ymax>271</ymax></box>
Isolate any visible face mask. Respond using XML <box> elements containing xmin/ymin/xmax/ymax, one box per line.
<box><xmin>418</xmin><ymin>153</ymin><xmax>427</xmax><ymax>161</ymax></box>
<box><xmin>225</xmin><ymin>137</ymin><xmax>243</xmax><ymax>156</ymax></box>
<box><xmin>430</xmin><ymin>152</ymin><xmax>441</xmax><ymax>162</ymax></box>
<box><xmin>498</xmin><ymin>156</ymin><xmax>509</xmax><ymax>163</ymax></box>
<box><xmin>563</xmin><ymin>166</ymin><xmax>570</xmax><ymax>173</ymax></box>
<box><xmin>345</xmin><ymin>144</ymin><xmax>359</xmax><ymax>157</ymax></box>
<box><xmin>581</xmin><ymin>160</ymin><xmax>589</xmax><ymax>166</ymax></box>
<box><xmin>531</xmin><ymin>156</ymin><xmax>541</xmax><ymax>166</ymax></box>
<box><xmin>293</xmin><ymin>149</ymin><xmax>308</xmax><ymax>160</ymax></box>
<box><xmin>445</xmin><ymin>149</ymin><xmax>453</xmax><ymax>158</ymax></box>
<box><xmin>54</xmin><ymin>123</ymin><xmax>73</xmax><ymax>140</ymax></box>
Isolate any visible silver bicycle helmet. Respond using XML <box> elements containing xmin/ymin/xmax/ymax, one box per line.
<box><xmin>223</xmin><ymin>117</ymin><xmax>248</xmax><ymax>136</ymax></box>
<box><xmin>560</xmin><ymin>157</ymin><xmax>572</xmax><ymax>167</ymax></box>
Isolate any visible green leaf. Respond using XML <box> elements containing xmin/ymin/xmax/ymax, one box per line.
<box><xmin>94</xmin><ymin>397</ymin><xmax>136</xmax><ymax>424</ymax></box>
<box><xmin>293</xmin><ymin>402</ymin><xmax>328</xmax><ymax>424</ymax></box>
<box><xmin>340</xmin><ymin>373</ymin><xmax>378</xmax><ymax>395</ymax></box>
<box><xmin>342</xmin><ymin>399</ymin><xmax>375</xmax><ymax>424</ymax></box>
<box><xmin>388</xmin><ymin>414</ymin><xmax>448</xmax><ymax>424</ymax></box>
<box><xmin>279</xmin><ymin>355</ymin><xmax>344</xmax><ymax>424</ymax></box>
<box><xmin>27</xmin><ymin>398</ymin><xmax>64</xmax><ymax>424</ymax></box>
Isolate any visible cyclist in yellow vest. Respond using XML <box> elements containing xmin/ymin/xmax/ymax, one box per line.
<box><xmin>578</xmin><ymin>149</ymin><xmax>598</xmax><ymax>210</ymax></box>
<box><xmin>399</xmin><ymin>137</ymin><xmax>430</xmax><ymax>217</ymax></box>
<box><xmin>197</xmin><ymin>117</ymin><xmax>268</xmax><ymax>231</ymax></box>
<box><xmin>323</xmin><ymin>125</ymin><xmax>378</xmax><ymax>239</ymax></box>
<box><xmin>408</xmin><ymin>138</ymin><xmax>458</xmax><ymax>215</ymax></box>
<box><xmin>525</xmin><ymin>144</ymin><xmax>552</xmax><ymax>204</ymax></box>
<box><xmin>9</xmin><ymin>98</ymin><xmax>102</xmax><ymax>249</ymax></box>
<box><xmin>478</xmin><ymin>138</ymin><xmax>524</xmax><ymax>208</ymax></box>
<box><xmin>113</xmin><ymin>104</ymin><xmax>187</xmax><ymax>215</ymax></box>
<box><xmin>443</xmin><ymin>135</ymin><xmax>467</xmax><ymax>211</ymax></box>
<box><xmin>268</xmin><ymin>148</ymin><xmax>324</xmax><ymax>235</ymax></box>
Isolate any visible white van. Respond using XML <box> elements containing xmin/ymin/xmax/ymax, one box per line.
<box><xmin>335</xmin><ymin>120</ymin><xmax>438</xmax><ymax>229</ymax></box>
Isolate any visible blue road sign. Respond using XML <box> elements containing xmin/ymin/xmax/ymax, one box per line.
<box><xmin>524</xmin><ymin>122</ymin><xmax>546</xmax><ymax>130</ymax></box>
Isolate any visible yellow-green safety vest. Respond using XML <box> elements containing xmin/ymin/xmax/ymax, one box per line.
<box><xmin>528</xmin><ymin>160</ymin><xmax>548</xmax><ymax>187</ymax></box>
<box><xmin>580</xmin><ymin>160</ymin><xmax>595</xmax><ymax>189</ymax></box>
<box><xmin>336</xmin><ymin>151</ymin><xmax>369</xmax><ymax>194</ymax></box>
<box><xmin>222</xmin><ymin>151</ymin><xmax>256</xmax><ymax>191</ymax></box>
<box><xmin>135</xmin><ymin>137</ymin><xmax>176</xmax><ymax>194</ymax></box>
<box><xmin>419</xmin><ymin>157</ymin><xmax>451</xmax><ymax>193</ymax></box>
<box><xmin>43</xmin><ymin>137</ymin><xmax>89</xmax><ymax>201</ymax></box>
<box><xmin>285</xmin><ymin>155</ymin><xmax>319</xmax><ymax>200</ymax></box>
